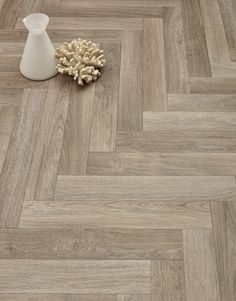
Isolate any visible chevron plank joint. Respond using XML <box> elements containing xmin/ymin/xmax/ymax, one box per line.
<box><xmin>0</xmin><ymin>0</ymin><xmax>235</xmax><ymax>300</ymax></box>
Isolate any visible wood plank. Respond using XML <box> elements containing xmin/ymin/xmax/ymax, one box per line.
<box><xmin>210</xmin><ymin>62</ymin><xmax>236</xmax><ymax>77</ymax></box>
<box><xmin>0</xmin><ymin>72</ymin><xmax>49</xmax><ymax>88</ymax></box>
<box><xmin>143</xmin><ymin>18</ymin><xmax>166</xmax><ymax>111</ymax></box>
<box><xmin>16</xmin><ymin>17</ymin><xmax>143</xmax><ymax>31</ymax></box>
<box><xmin>0</xmin><ymin>56</ymin><xmax>20</xmax><ymax>72</ymax></box>
<box><xmin>217</xmin><ymin>0</ymin><xmax>236</xmax><ymax>57</ymax></box>
<box><xmin>0</xmin><ymin>295</ymin><xmax>117</xmax><ymax>301</ymax></box>
<box><xmin>89</xmin><ymin>43</ymin><xmax>121</xmax><ymax>151</ymax></box>
<box><xmin>87</xmin><ymin>152</ymin><xmax>236</xmax><ymax>176</ymax></box>
<box><xmin>0</xmin><ymin>106</ymin><xmax>18</xmax><ymax>172</ymax></box>
<box><xmin>117</xmin><ymin>295</ymin><xmax>150</xmax><ymax>301</ymax></box>
<box><xmin>151</xmin><ymin>261</ymin><xmax>185</xmax><ymax>301</ymax></box>
<box><xmin>180</xmin><ymin>0</ymin><xmax>211</xmax><ymax>77</ymax></box>
<box><xmin>0</xmin><ymin>260</ymin><xmax>150</xmax><ymax>293</ymax></box>
<box><xmin>0</xmin><ymin>89</ymin><xmax>23</xmax><ymax>106</ymax></box>
<box><xmin>183</xmin><ymin>229</ymin><xmax>221</xmax><ymax>301</ymax></box>
<box><xmin>0</xmin><ymin>228</ymin><xmax>183</xmax><ymax>260</ymax></box>
<box><xmin>0</xmin><ymin>43</ymin><xmax>25</xmax><ymax>56</ymax></box>
<box><xmin>20</xmin><ymin>200</ymin><xmax>211</xmax><ymax>229</ymax></box>
<box><xmin>144</xmin><ymin>111</ymin><xmax>236</xmax><ymax>132</ymax></box>
<box><xmin>163</xmin><ymin>6</ymin><xmax>189</xmax><ymax>93</ymax></box>
<box><xmin>210</xmin><ymin>201</ymin><xmax>236</xmax><ymax>301</ymax></box>
<box><xmin>118</xmin><ymin>30</ymin><xmax>143</xmax><ymax>130</ymax></box>
<box><xmin>190</xmin><ymin>77</ymin><xmax>236</xmax><ymax>94</ymax></box>
<box><xmin>116</xmin><ymin>130</ymin><xmax>236</xmax><ymax>153</ymax></box>
<box><xmin>19</xmin><ymin>0</ymin><xmax>41</xmax><ymax>17</ymax></box>
<box><xmin>24</xmin><ymin>75</ymin><xmax>71</xmax><ymax>201</ymax></box>
<box><xmin>0</xmin><ymin>0</ymin><xmax>24</xmax><ymax>29</ymax></box>
<box><xmin>58</xmin><ymin>82</ymin><xmax>95</xmax><ymax>175</ymax></box>
<box><xmin>41</xmin><ymin>0</ymin><xmax>163</xmax><ymax>18</ymax></box>
<box><xmin>199</xmin><ymin>0</ymin><xmax>231</xmax><ymax>64</ymax></box>
<box><xmin>167</xmin><ymin>94</ymin><xmax>236</xmax><ymax>111</ymax></box>
<box><xmin>55</xmin><ymin>175</ymin><xmax>236</xmax><ymax>202</ymax></box>
<box><xmin>0</xmin><ymin>89</ymin><xmax>46</xmax><ymax>228</ymax></box>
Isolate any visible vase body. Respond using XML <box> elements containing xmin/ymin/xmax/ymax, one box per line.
<box><xmin>20</xmin><ymin>13</ymin><xmax>58</xmax><ymax>80</ymax></box>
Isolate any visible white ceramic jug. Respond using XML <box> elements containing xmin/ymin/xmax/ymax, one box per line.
<box><xmin>20</xmin><ymin>13</ymin><xmax>58</xmax><ymax>80</ymax></box>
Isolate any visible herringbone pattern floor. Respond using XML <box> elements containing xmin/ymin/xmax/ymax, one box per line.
<box><xmin>0</xmin><ymin>0</ymin><xmax>236</xmax><ymax>300</ymax></box>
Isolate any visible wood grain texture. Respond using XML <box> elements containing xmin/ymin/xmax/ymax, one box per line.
<box><xmin>211</xmin><ymin>202</ymin><xmax>236</xmax><ymax>301</ymax></box>
<box><xmin>0</xmin><ymin>72</ymin><xmax>49</xmax><ymax>88</ymax></box>
<box><xmin>143</xmin><ymin>18</ymin><xmax>167</xmax><ymax>111</ymax></box>
<box><xmin>163</xmin><ymin>6</ymin><xmax>190</xmax><ymax>93</ymax></box>
<box><xmin>118</xmin><ymin>30</ymin><xmax>143</xmax><ymax>130</ymax></box>
<box><xmin>167</xmin><ymin>94</ymin><xmax>236</xmax><ymax>111</ymax></box>
<box><xmin>117</xmin><ymin>294</ymin><xmax>150</xmax><ymax>301</ymax></box>
<box><xmin>181</xmin><ymin>0</ymin><xmax>211</xmax><ymax>77</ymax></box>
<box><xmin>116</xmin><ymin>130</ymin><xmax>236</xmax><ymax>153</ymax></box>
<box><xmin>16</xmin><ymin>17</ymin><xmax>143</xmax><ymax>31</ymax></box>
<box><xmin>59</xmin><ymin>82</ymin><xmax>95</xmax><ymax>175</ymax></box>
<box><xmin>190</xmin><ymin>77</ymin><xmax>236</xmax><ymax>93</ymax></box>
<box><xmin>0</xmin><ymin>228</ymin><xmax>183</xmax><ymax>260</ymax></box>
<box><xmin>0</xmin><ymin>89</ymin><xmax>46</xmax><ymax>228</ymax></box>
<box><xmin>0</xmin><ymin>0</ymin><xmax>24</xmax><ymax>29</ymax></box>
<box><xmin>20</xmin><ymin>200</ymin><xmax>211</xmax><ymax>229</ymax></box>
<box><xmin>183</xmin><ymin>229</ymin><xmax>221</xmax><ymax>301</ymax></box>
<box><xmin>55</xmin><ymin>175</ymin><xmax>236</xmax><ymax>202</ymax></box>
<box><xmin>0</xmin><ymin>56</ymin><xmax>20</xmax><ymax>72</ymax></box>
<box><xmin>0</xmin><ymin>88</ymin><xmax>23</xmax><ymax>106</ymax></box>
<box><xmin>0</xmin><ymin>295</ymin><xmax>118</xmax><ymax>301</ymax></box>
<box><xmin>24</xmin><ymin>75</ymin><xmax>71</xmax><ymax>201</ymax></box>
<box><xmin>89</xmin><ymin>43</ymin><xmax>121</xmax><ymax>151</ymax></box>
<box><xmin>144</xmin><ymin>111</ymin><xmax>236</xmax><ymax>132</ymax></box>
<box><xmin>151</xmin><ymin>260</ymin><xmax>185</xmax><ymax>301</ymax></box>
<box><xmin>0</xmin><ymin>260</ymin><xmax>150</xmax><ymax>293</ymax></box>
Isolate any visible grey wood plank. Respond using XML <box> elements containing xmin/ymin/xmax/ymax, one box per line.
<box><xmin>87</xmin><ymin>152</ymin><xmax>236</xmax><ymax>176</ymax></box>
<box><xmin>0</xmin><ymin>72</ymin><xmax>49</xmax><ymax>88</ymax></box>
<box><xmin>0</xmin><ymin>0</ymin><xmax>24</xmax><ymax>29</ymax></box>
<box><xmin>118</xmin><ymin>30</ymin><xmax>143</xmax><ymax>130</ymax></box>
<box><xmin>0</xmin><ymin>260</ymin><xmax>150</xmax><ymax>293</ymax></box>
<box><xmin>0</xmin><ymin>228</ymin><xmax>183</xmax><ymax>260</ymax></box>
<box><xmin>0</xmin><ymin>89</ymin><xmax>23</xmax><ymax>106</ymax></box>
<box><xmin>19</xmin><ymin>200</ymin><xmax>211</xmax><ymax>229</ymax></box>
<box><xmin>89</xmin><ymin>43</ymin><xmax>121</xmax><ymax>151</ymax></box>
<box><xmin>24</xmin><ymin>75</ymin><xmax>71</xmax><ymax>201</ymax></box>
<box><xmin>0</xmin><ymin>295</ymin><xmax>117</xmax><ymax>301</ymax></box>
<box><xmin>55</xmin><ymin>175</ymin><xmax>236</xmax><ymax>202</ymax></box>
<box><xmin>0</xmin><ymin>89</ymin><xmax>46</xmax><ymax>228</ymax></box>
<box><xmin>190</xmin><ymin>78</ymin><xmax>236</xmax><ymax>94</ymax></box>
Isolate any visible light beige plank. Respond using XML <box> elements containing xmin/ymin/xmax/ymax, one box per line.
<box><xmin>0</xmin><ymin>89</ymin><xmax>46</xmax><ymax>228</ymax></box>
<box><xmin>199</xmin><ymin>0</ymin><xmax>231</xmax><ymax>64</ymax></box>
<box><xmin>55</xmin><ymin>175</ymin><xmax>236</xmax><ymax>202</ymax></box>
<box><xmin>0</xmin><ymin>295</ymin><xmax>117</xmax><ymax>301</ymax></box>
<box><xmin>89</xmin><ymin>43</ymin><xmax>121</xmax><ymax>151</ymax></box>
<box><xmin>0</xmin><ymin>260</ymin><xmax>150</xmax><ymax>293</ymax></box>
<box><xmin>20</xmin><ymin>200</ymin><xmax>211</xmax><ymax>229</ymax></box>
<box><xmin>118</xmin><ymin>31</ymin><xmax>143</xmax><ymax>130</ymax></box>
<box><xmin>144</xmin><ymin>111</ymin><xmax>236</xmax><ymax>132</ymax></box>
<box><xmin>16</xmin><ymin>17</ymin><xmax>143</xmax><ymax>30</ymax></box>
<box><xmin>0</xmin><ymin>89</ymin><xmax>23</xmax><ymax>106</ymax></box>
<box><xmin>230</xmin><ymin>48</ymin><xmax>236</xmax><ymax>61</ymax></box>
<box><xmin>181</xmin><ymin>0</ymin><xmax>211</xmax><ymax>77</ymax></box>
<box><xmin>41</xmin><ymin>0</ymin><xmax>163</xmax><ymax>18</ymax></box>
<box><xmin>217</xmin><ymin>0</ymin><xmax>236</xmax><ymax>59</ymax></box>
<box><xmin>0</xmin><ymin>0</ymin><xmax>24</xmax><ymax>29</ymax></box>
<box><xmin>151</xmin><ymin>261</ymin><xmax>185</xmax><ymax>301</ymax></box>
<box><xmin>211</xmin><ymin>202</ymin><xmax>236</xmax><ymax>301</ymax></box>
<box><xmin>117</xmin><ymin>295</ymin><xmax>150</xmax><ymax>301</ymax></box>
<box><xmin>58</xmin><ymin>82</ymin><xmax>95</xmax><ymax>175</ymax></box>
<box><xmin>0</xmin><ymin>72</ymin><xmax>49</xmax><ymax>88</ymax></box>
<box><xmin>0</xmin><ymin>106</ymin><xmax>18</xmax><ymax>172</ymax></box>
<box><xmin>87</xmin><ymin>152</ymin><xmax>236</xmax><ymax>176</ymax></box>
<box><xmin>143</xmin><ymin>18</ymin><xmax>166</xmax><ymax>111</ymax></box>
<box><xmin>116</xmin><ymin>130</ymin><xmax>236</xmax><ymax>153</ymax></box>
<box><xmin>163</xmin><ymin>6</ymin><xmax>189</xmax><ymax>93</ymax></box>
<box><xmin>183</xmin><ymin>229</ymin><xmax>221</xmax><ymax>301</ymax></box>
<box><xmin>24</xmin><ymin>75</ymin><xmax>71</xmax><ymax>201</ymax></box>
<box><xmin>210</xmin><ymin>62</ymin><xmax>236</xmax><ymax>77</ymax></box>
<box><xmin>19</xmin><ymin>0</ymin><xmax>41</xmax><ymax>17</ymax></box>
<box><xmin>168</xmin><ymin>94</ymin><xmax>236</xmax><ymax>111</ymax></box>
<box><xmin>0</xmin><ymin>56</ymin><xmax>20</xmax><ymax>72</ymax></box>
<box><xmin>190</xmin><ymin>77</ymin><xmax>236</xmax><ymax>94</ymax></box>
<box><xmin>0</xmin><ymin>228</ymin><xmax>182</xmax><ymax>260</ymax></box>
<box><xmin>0</xmin><ymin>43</ymin><xmax>24</xmax><ymax>56</ymax></box>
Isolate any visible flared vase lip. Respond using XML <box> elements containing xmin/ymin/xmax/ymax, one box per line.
<box><xmin>23</xmin><ymin>13</ymin><xmax>49</xmax><ymax>33</ymax></box>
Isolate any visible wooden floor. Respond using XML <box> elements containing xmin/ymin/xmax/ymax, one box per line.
<box><xmin>0</xmin><ymin>0</ymin><xmax>236</xmax><ymax>300</ymax></box>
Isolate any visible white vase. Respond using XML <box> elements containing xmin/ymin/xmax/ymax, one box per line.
<box><xmin>20</xmin><ymin>13</ymin><xmax>58</xmax><ymax>80</ymax></box>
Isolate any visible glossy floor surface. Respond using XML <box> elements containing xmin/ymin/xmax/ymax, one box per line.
<box><xmin>0</xmin><ymin>0</ymin><xmax>236</xmax><ymax>300</ymax></box>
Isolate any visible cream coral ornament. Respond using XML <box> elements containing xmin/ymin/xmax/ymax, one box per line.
<box><xmin>55</xmin><ymin>38</ymin><xmax>106</xmax><ymax>86</ymax></box>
